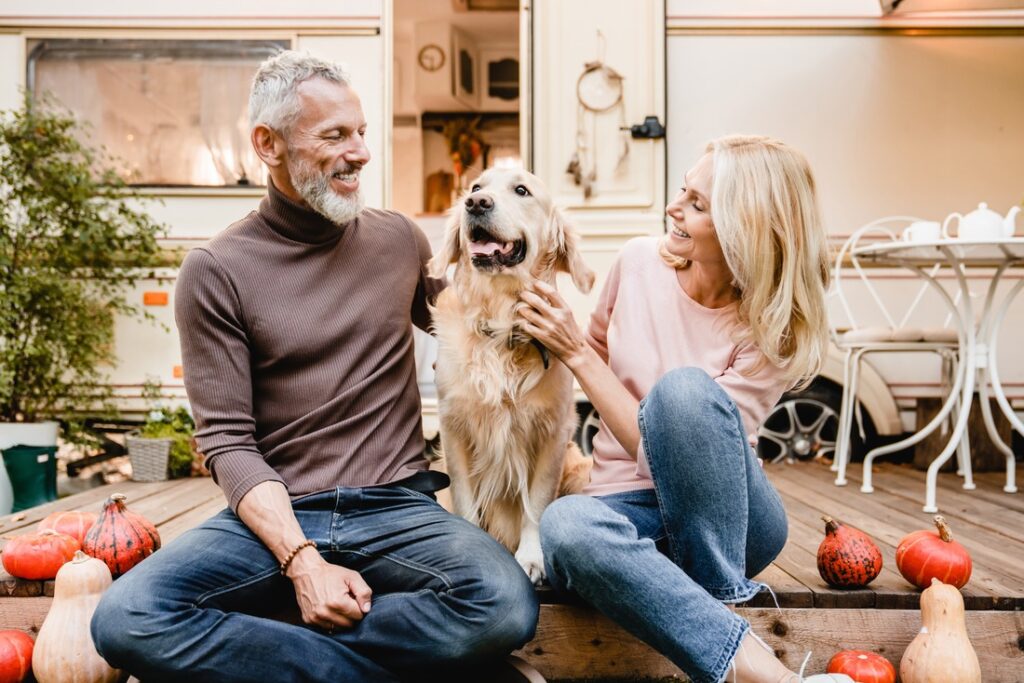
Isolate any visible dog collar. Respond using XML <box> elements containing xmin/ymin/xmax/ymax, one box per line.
<box><xmin>475</xmin><ymin>321</ymin><xmax>550</xmax><ymax>370</ymax></box>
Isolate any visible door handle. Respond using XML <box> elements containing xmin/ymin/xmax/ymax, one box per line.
<box><xmin>621</xmin><ymin>115</ymin><xmax>665</xmax><ymax>140</ymax></box>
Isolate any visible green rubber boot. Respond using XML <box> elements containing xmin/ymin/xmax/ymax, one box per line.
<box><xmin>2</xmin><ymin>445</ymin><xmax>59</xmax><ymax>512</ymax></box>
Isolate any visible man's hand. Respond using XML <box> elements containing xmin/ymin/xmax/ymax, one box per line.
<box><xmin>286</xmin><ymin>547</ymin><xmax>372</xmax><ymax>630</ymax></box>
<box><xmin>235</xmin><ymin>481</ymin><xmax>374</xmax><ymax>632</ymax></box>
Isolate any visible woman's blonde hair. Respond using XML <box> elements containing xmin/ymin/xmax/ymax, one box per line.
<box><xmin>660</xmin><ymin>135</ymin><xmax>830</xmax><ymax>389</ymax></box>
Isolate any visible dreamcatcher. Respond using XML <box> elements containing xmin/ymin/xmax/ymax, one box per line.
<box><xmin>565</xmin><ymin>31</ymin><xmax>629</xmax><ymax>199</ymax></box>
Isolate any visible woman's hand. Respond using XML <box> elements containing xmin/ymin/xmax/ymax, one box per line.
<box><xmin>518</xmin><ymin>280</ymin><xmax>590</xmax><ymax>368</ymax></box>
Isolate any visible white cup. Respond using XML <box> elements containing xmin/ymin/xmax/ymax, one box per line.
<box><xmin>902</xmin><ymin>221</ymin><xmax>942</xmax><ymax>243</ymax></box>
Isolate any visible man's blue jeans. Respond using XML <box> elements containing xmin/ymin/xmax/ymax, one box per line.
<box><xmin>541</xmin><ymin>367</ymin><xmax>789</xmax><ymax>683</ymax></box>
<box><xmin>91</xmin><ymin>482</ymin><xmax>538</xmax><ymax>682</ymax></box>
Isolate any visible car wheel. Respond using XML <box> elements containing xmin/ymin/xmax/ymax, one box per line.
<box><xmin>574</xmin><ymin>403</ymin><xmax>601</xmax><ymax>458</ymax></box>
<box><xmin>757</xmin><ymin>382</ymin><xmax>843</xmax><ymax>465</ymax></box>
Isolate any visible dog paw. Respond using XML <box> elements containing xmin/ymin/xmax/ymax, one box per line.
<box><xmin>515</xmin><ymin>548</ymin><xmax>546</xmax><ymax>585</ymax></box>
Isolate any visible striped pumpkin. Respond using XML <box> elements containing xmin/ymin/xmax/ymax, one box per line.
<box><xmin>38</xmin><ymin>510</ymin><xmax>98</xmax><ymax>547</ymax></box>
<box><xmin>827</xmin><ymin>650</ymin><xmax>896</xmax><ymax>683</ymax></box>
<box><xmin>82</xmin><ymin>494</ymin><xmax>161</xmax><ymax>578</ymax></box>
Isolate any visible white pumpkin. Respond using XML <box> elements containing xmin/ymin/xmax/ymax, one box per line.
<box><xmin>32</xmin><ymin>551</ymin><xmax>121</xmax><ymax>683</ymax></box>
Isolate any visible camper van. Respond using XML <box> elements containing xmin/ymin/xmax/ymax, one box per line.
<box><xmin>1</xmin><ymin>0</ymin><xmax>1022</xmax><ymax>467</ymax></box>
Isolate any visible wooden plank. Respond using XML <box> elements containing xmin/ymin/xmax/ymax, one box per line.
<box><xmin>772</xmin><ymin>468</ymin><xmax>989</xmax><ymax>609</ymax></box>
<box><xmin>748</xmin><ymin>607</ymin><xmax>1024</xmax><ymax>683</ymax></box>
<box><xmin>771</xmin><ymin>468</ymin><xmax>927</xmax><ymax>609</ymax></box>
<box><xmin>795</xmin><ymin>463</ymin><xmax>1024</xmax><ymax>596</ymax></box>
<box><xmin>866</xmin><ymin>463</ymin><xmax>1024</xmax><ymax>546</ymax></box>
<box><xmin>515</xmin><ymin>605</ymin><xmax>1024</xmax><ymax>682</ymax></box>
<box><xmin>771</xmin><ymin>464</ymin><xmax>1023</xmax><ymax>608</ymax></box>
<box><xmin>157</xmin><ymin>496</ymin><xmax>226</xmax><ymax>544</ymax></box>
<box><xmin>0</xmin><ymin>596</ymin><xmax>50</xmax><ymax>632</ymax></box>
<box><xmin>770</xmin><ymin>465</ymin><xmax>1001</xmax><ymax>609</ymax></box>
<box><xmin>746</xmin><ymin>563</ymin><xmax>814</xmax><ymax>609</ymax></box>
<box><xmin>0</xmin><ymin>479</ymin><xmax>189</xmax><ymax>536</ymax></box>
<box><xmin>775</xmin><ymin>464</ymin><xmax>1019</xmax><ymax>607</ymax></box>
<box><xmin>4</xmin><ymin>599</ymin><xmax>1022</xmax><ymax>681</ymax></box>
<box><xmin>517</xmin><ymin>604</ymin><xmax>683</xmax><ymax>680</ymax></box>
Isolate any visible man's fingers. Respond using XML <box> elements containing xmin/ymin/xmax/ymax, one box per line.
<box><xmin>306</xmin><ymin>608</ymin><xmax>354</xmax><ymax>630</ymax></box>
<box><xmin>327</xmin><ymin>592</ymin><xmax>365</xmax><ymax>622</ymax></box>
<box><xmin>346</xmin><ymin>573</ymin><xmax>373</xmax><ymax>613</ymax></box>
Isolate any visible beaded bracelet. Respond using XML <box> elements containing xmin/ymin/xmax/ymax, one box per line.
<box><xmin>280</xmin><ymin>539</ymin><xmax>317</xmax><ymax>575</ymax></box>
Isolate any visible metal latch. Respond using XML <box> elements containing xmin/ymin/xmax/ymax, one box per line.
<box><xmin>622</xmin><ymin>115</ymin><xmax>666</xmax><ymax>139</ymax></box>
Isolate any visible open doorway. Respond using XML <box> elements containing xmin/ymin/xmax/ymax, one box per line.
<box><xmin>390</xmin><ymin>0</ymin><xmax>521</xmax><ymax>248</ymax></box>
<box><xmin>391</xmin><ymin>0</ymin><xmax>522</xmax><ymax>421</ymax></box>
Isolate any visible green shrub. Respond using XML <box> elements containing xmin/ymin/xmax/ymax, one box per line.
<box><xmin>0</xmin><ymin>93</ymin><xmax>165</xmax><ymax>436</ymax></box>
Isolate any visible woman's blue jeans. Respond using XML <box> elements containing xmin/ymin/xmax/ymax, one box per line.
<box><xmin>541</xmin><ymin>367</ymin><xmax>789</xmax><ymax>683</ymax></box>
<box><xmin>91</xmin><ymin>483</ymin><xmax>538</xmax><ymax>682</ymax></box>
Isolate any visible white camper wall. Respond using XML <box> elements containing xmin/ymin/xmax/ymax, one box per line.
<box><xmin>665</xmin><ymin>26</ymin><xmax>1024</xmax><ymax>405</ymax></box>
<box><xmin>666</xmin><ymin>33</ymin><xmax>1024</xmax><ymax>230</ymax></box>
<box><xmin>0</xmin><ymin>1</ymin><xmax>382</xmax><ymax>26</ymax></box>
<box><xmin>0</xmin><ymin>36</ymin><xmax>23</xmax><ymax>110</ymax></box>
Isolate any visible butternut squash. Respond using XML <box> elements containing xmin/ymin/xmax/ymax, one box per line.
<box><xmin>899</xmin><ymin>577</ymin><xmax>981</xmax><ymax>683</ymax></box>
<box><xmin>31</xmin><ymin>551</ymin><xmax>121</xmax><ymax>683</ymax></box>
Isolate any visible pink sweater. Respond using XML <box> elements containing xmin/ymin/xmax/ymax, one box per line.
<box><xmin>582</xmin><ymin>237</ymin><xmax>789</xmax><ymax>497</ymax></box>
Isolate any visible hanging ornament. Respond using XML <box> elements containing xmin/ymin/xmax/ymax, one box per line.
<box><xmin>566</xmin><ymin>31</ymin><xmax>629</xmax><ymax>199</ymax></box>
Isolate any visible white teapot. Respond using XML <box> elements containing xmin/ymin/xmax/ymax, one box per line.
<box><xmin>943</xmin><ymin>202</ymin><xmax>1021</xmax><ymax>241</ymax></box>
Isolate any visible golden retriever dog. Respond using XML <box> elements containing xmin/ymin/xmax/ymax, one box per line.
<box><xmin>428</xmin><ymin>168</ymin><xmax>594</xmax><ymax>583</ymax></box>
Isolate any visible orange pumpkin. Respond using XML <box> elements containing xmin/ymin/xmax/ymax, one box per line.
<box><xmin>816</xmin><ymin>516</ymin><xmax>883</xmax><ymax>588</ymax></box>
<box><xmin>1</xmin><ymin>530</ymin><xmax>79</xmax><ymax>580</ymax></box>
<box><xmin>0</xmin><ymin>630</ymin><xmax>33</xmax><ymax>683</ymax></box>
<box><xmin>896</xmin><ymin>515</ymin><xmax>972</xmax><ymax>590</ymax></box>
<box><xmin>38</xmin><ymin>510</ymin><xmax>98</xmax><ymax>547</ymax></box>
<box><xmin>827</xmin><ymin>650</ymin><xmax>896</xmax><ymax>683</ymax></box>
<box><xmin>82</xmin><ymin>493</ymin><xmax>160</xmax><ymax>577</ymax></box>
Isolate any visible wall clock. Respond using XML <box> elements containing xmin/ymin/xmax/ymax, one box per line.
<box><xmin>418</xmin><ymin>44</ymin><xmax>446</xmax><ymax>72</ymax></box>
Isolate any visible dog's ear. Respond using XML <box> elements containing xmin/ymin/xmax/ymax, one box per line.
<box><xmin>428</xmin><ymin>208</ymin><xmax>463</xmax><ymax>278</ymax></box>
<box><xmin>551</xmin><ymin>207</ymin><xmax>595</xmax><ymax>294</ymax></box>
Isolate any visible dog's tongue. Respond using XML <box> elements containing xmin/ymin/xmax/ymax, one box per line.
<box><xmin>469</xmin><ymin>240</ymin><xmax>513</xmax><ymax>257</ymax></box>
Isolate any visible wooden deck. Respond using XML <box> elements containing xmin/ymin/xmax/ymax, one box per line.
<box><xmin>1</xmin><ymin>461</ymin><xmax>1022</xmax><ymax>681</ymax></box>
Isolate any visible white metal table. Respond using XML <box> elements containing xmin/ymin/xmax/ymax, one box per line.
<box><xmin>851</xmin><ymin>237</ymin><xmax>1024</xmax><ymax>512</ymax></box>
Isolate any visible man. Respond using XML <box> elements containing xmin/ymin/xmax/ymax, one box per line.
<box><xmin>91</xmin><ymin>51</ymin><xmax>539</xmax><ymax>682</ymax></box>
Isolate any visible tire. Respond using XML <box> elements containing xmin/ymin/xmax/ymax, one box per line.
<box><xmin>576</xmin><ymin>380</ymin><xmax>876</xmax><ymax>466</ymax></box>
<box><xmin>757</xmin><ymin>378</ymin><xmax>876</xmax><ymax>465</ymax></box>
<box><xmin>573</xmin><ymin>402</ymin><xmax>601</xmax><ymax>458</ymax></box>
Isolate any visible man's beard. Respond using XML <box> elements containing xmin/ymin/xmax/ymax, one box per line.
<box><xmin>288</xmin><ymin>155</ymin><xmax>365</xmax><ymax>226</ymax></box>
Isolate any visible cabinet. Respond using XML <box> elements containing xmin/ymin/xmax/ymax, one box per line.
<box><xmin>480</xmin><ymin>46</ymin><xmax>519</xmax><ymax>111</ymax></box>
<box><xmin>415</xmin><ymin>21</ymin><xmax>479</xmax><ymax>110</ymax></box>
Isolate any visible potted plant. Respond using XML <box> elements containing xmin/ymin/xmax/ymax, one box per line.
<box><xmin>127</xmin><ymin>405</ymin><xmax>197</xmax><ymax>481</ymax></box>
<box><xmin>0</xmin><ymin>94</ymin><xmax>164</xmax><ymax>510</ymax></box>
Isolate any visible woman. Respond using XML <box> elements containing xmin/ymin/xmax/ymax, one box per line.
<box><xmin>518</xmin><ymin>136</ymin><xmax>851</xmax><ymax>683</ymax></box>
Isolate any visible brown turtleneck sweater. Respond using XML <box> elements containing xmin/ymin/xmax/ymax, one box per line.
<box><xmin>174</xmin><ymin>182</ymin><xmax>445</xmax><ymax>510</ymax></box>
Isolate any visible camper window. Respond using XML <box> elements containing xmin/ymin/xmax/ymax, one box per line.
<box><xmin>27</xmin><ymin>38</ymin><xmax>288</xmax><ymax>188</ymax></box>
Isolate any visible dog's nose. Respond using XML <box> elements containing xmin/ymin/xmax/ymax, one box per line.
<box><xmin>465</xmin><ymin>194</ymin><xmax>493</xmax><ymax>216</ymax></box>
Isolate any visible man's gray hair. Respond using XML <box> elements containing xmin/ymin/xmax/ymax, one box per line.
<box><xmin>248</xmin><ymin>50</ymin><xmax>351</xmax><ymax>134</ymax></box>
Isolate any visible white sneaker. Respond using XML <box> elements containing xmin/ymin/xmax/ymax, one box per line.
<box><xmin>793</xmin><ymin>652</ymin><xmax>855</xmax><ymax>683</ymax></box>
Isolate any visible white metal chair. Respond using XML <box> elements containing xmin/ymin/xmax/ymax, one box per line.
<box><xmin>829</xmin><ymin>217</ymin><xmax>970</xmax><ymax>493</ymax></box>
